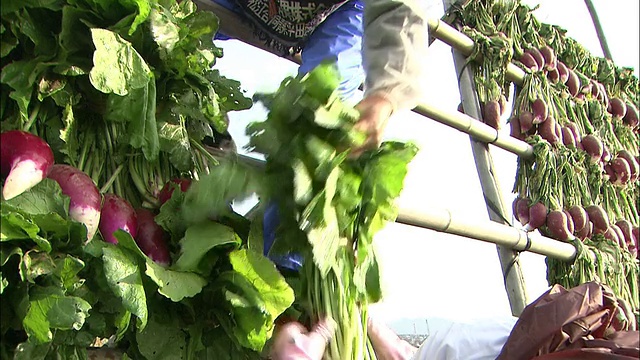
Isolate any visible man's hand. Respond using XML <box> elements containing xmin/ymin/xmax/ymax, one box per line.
<box><xmin>351</xmin><ymin>94</ymin><xmax>394</xmax><ymax>157</ymax></box>
<box><xmin>270</xmin><ymin>318</ymin><xmax>336</xmax><ymax>360</ymax></box>
<box><xmin>367</xmin><ymin>316</ymin><xmax>418</xmax><ymax>360</ymax></box>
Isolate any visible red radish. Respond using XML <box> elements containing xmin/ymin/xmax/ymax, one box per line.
<box><xmin>615</xmin><ymin>220</ymin><xmax>635</xmax><ymax>247</ymax></box>
<box><xmin>616</xmin><ymin>150</ymin><xmax>639</xmax><ymax>181</ymax></box>
<box><xmin>562</xmin><ymin>209</ymin><xmax>575</xmax><ymax>235</ymax></box>
<box><xmin>483</xmin><ymin>100</ymin><xmax>501</xmax><ymax>129</ymax></box>
<box><xmin>47</xmin><ymin>165</ymin><xmax>102</xmax><ymax>241</ymax></box>
<box><xmin>519</xmin><ymin>52</ymin><xmax>539</xmax><ymax>72</ymax></box>
<box><xmin>99</xmin><ymin>193</ymin><xmax>137</xmax><ymax>244</ymax></box>
<box><xmin>527</xmin><ymin>202</ymin><xmax>548</xmax><ymax>230</ymax></box>
<box><xmin>590</xmin><ymin>80</ymin><xmax>600</xmax><ymax>99</ymax></box>
<box><xmin>531</xmin><ymin>98</ymin><xmax>548</xmax><ymax>124</ymax></box>
<box><xmin>568</xmin><ymin>205</ymin><xmax>589</xmax><ymax>233</ymax></box>
<box><xmin>585</xmin><ymin>205</ymin><xmax>609</xmax><ymax>232</ymax></box>
<box><xmin>610</xmin><ymin>224</ymin><xmax>627</xmax><ymax>249</ymax></box>
<box><xmin>566</xmin><ymin>69</ymin><xmax>580</xmax><ymax>97</ymax></box>
<box><xmin>135</xmin><ymin>208</ymin><xmax>171</xmax><ymax>266</ymax></box>
<box><xmin>604</xmin><ymin>163</ymin><xmax>617</xmax><ymax>183</ymax></box>
<box><xmin>539</xmin><ymin>116</ymin><xmax>559</xmax><ymax>144</ymax></box>
<box><xmin>581</xmin><ymin>81</ymin><xmax>593</xmax><ymax>96</ymax></box>
<box><xmin>1</xmin><ymin>130</ymin><xmax>55</xmax><ymax>200</ymax></box>
<box><xmin>546</xmin><ymin>210</ymin><xmax>572</xmax><ymax>241</ymax></box>
<box><xmin>623</xmin><ymin>103</ymin><xmax>639</xmax><ymax>127</ymax></box>
<box><xmin>513</xmin><ymin>197</ymin><xmax>530</xmax><ymax>225</ymax></box>
<box><xmin>556</xmin><ymin>62</ymin><xmax>569</xmax><ymax>84</ymax></box>
<box><xmin>499</xmin><ymin>95</ymin><xmax>507</xmax><ymax>116</ymax></box>
<box><xmin>576</xmin><ymin>93</ymin><xmax>586</xmax><ymax>101</ymax></box>
<box><xmin>565</xmin><ymin>122</ymin><xmax>582</xmax><ymax>143</ymax></box>
<box><xmin>576</xmin><ymin>222</ymin><xmax>592</xmax><ymax>241</ymax></box>
<box><xmin>509</xmin><ymin>117</ymin><xmax>524</xmax><ymax>140</ymax></box>
<box><xmin>539</xmin><ymin>46</ymin><xmax>556</xmax><ymax>70</ymax></box>
<box><xmin>601</xmin><ymin>145</ymin><xmax>611</xmax><ymax>163</ymax></box>
<box><xmin>610</xmin><ymin>157</ymin><xmax>631</xmax><ymax>185</ymax></box>
<box><xmin>526</xmin><ymin>48</ymin><xmax>545</xmax><ymax>69</ymax></box>
<box><xmin>608</xmin><ymin>98</ymin><xmax>627</xmax><ymax>119</ymax></box>
<box><xmin>581</xmin><ymin>135</ymin><xmax>603</xmax><ymax>163</ymax></box>
<box><xmin>554</xmin><ymin>122</ymin><xmax>563</xmax><ymax>143</ymax></box>
<box><xmin>519</xmin><ymin>111</ymin><xmax>535</xmax><ymax>133</ymax></box>
<box><xmin>547</xmin><ymin>68</ymin><xmax>560</xmax><ymax>83</ymax></box>
<box><xmin>561</xmin><ymin>127</ymin><xmax>576</xmax><ymax>148</ymax></box>
<box><xmin>603</xmin><ymin>226</ymin><xmax>621</xmax><ymax>246</ymax></box>
<box><xmin>158</xmin><ymin>178</ymin><xmax>192</xmax><ymax>205</ymax></box>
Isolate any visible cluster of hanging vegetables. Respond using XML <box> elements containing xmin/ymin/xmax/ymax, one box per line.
<box><xmin>446</xmin><ymin>0</ymin><xmax>639</xmax><ymax>326</ymax></box>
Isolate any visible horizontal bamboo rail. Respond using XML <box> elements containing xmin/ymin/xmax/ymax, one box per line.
<box><xmin>207</xmin><ymin>149</ymin><xmax>577</xmax><ymax>262</ymax></box>
<box><xmin>396</xmin><ymin>207</ymin><xmax>576</xmax><ymax>261</ymax></box>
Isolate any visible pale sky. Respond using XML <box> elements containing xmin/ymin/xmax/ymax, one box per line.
<box><xmin>214</xmin><ymin>0</ymin><xmax>639</xmax><ymax>332</ymax></box>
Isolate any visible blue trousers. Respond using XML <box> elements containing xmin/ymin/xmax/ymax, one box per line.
<box><xmin>213</xmin><ymin>0</ymin><xmax>365</xmax><ymax>270</ymax></box>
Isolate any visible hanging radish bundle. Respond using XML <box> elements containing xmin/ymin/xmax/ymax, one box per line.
<box><xmin>446</xmin><ymin>0</ymin><xmax>639</xmax><ymax>322</ymax></box>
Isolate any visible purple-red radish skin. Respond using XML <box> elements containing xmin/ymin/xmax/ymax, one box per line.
<box><xmin>158</xmin><ymin>178</ymin><xmax>192</xmax><ymax>205</ymax></box>
<box><xmin>520</xmin><ymin>52</ymin><xmax>539</xmax><ymax>72</ymax></box>
<box><xmin>604</xmin><ymin>163</ymin><xmax>616</xmax><ymax>183</ymax></box>
<box><xmin>610</xmin><ymin>224</ymin><xmax>627</xmax><ymax>250</ymax></box>
<box><xmin>585</xmin><ymin>205</ymin><xmax>609</xmax><ymax>232</ymax></box>
<box><xmin>99</xmin><ymin>193</ymin><xmax>138</xmax><ymax>244</ymax></box>
<box><xmin>1</xmin><ymin>130</ymin><xmax>55</xmax><ymax>200</ymax></box>
<box><xmin>499</xmin><ymin>95</ymin><xmax>507</xmax><ymax>116</ymax></box>
<box><xmin>556</xmin><ymin>62</ymin><xmax>569</xmax><ymax>84</ymax></box>
<box><xmin>567</xmin><ymin>69</ymin><xmax>580</xmax><ymax>97</ymax></box>
<box><xmin>554</xmin><ymin>123</ymin><xmax>563</xmax><ymax>143</ymax></box>
<box><xmin>561</xmin><ymin>127</ymin><xmax>576</xmax><ymax>148</ymax></box>
<box><xmin>547</xmin><ymin>68</ymin><xmax>560</xmax><ymax>83</ymax></box>
<box><xmin>48</xmin><ymin>165</ymin><xmax>102</xmax><ymax>241</ymax></box>
<box><xmin>603</xmin><ymin>226</ymin><xmax>620</xmax><ymax>246</ymax></box>
<box><xmin>510</xmin><ymin>117</ymin><xmax>524</xmax><ymax>140</ymax></box>
<box><xmin>590</xmin><ymin>80</ymin><xmax>600</xmax><ymax>99</ymax></box>
<box><xmin>610</xmin><ymin>157</ymin><xmax>631</xmax><ymax>185</ymax></box>
<box><xmin>519</xmin><ymin>111</ymin><xmax>535</xmax><ymax>134</ymax></box>
<box><xmin>527</xmin><ymin>202</ymin><xmax>548</xmax><ymax>230</ymax></box>
<box><xmin>615</xmin><ymin>220</ymin><xmax>635</xmax><ymax>251</ymax></box>
<box><xmin>568</xmin><ymin>205</ymin><xmax>589</xmax><ymax>233</ymax></box>
<box><xmin>601</xmin><ymin>145</ymin><xmax>611</xmax><ymax>163</ymax></box>
<box><xmin>546</xmin><ymin>210</ymin><xmax>572</xmax><ymax>241</ymax></box>
<box><xmin>566</xmin><ymin>122</ymin><xmax>582</xmax><ymax>142</ymax></box>
<box><xmin>527</xmin><ymin>48</ymin><xmax>545</xmax><ymax>69</ymax></box>
<box><xmin>576</xmin><ymin>222</ymin><xmax>592</xmax><ymax>241</ymax></box>
<box><xmin>539</xmin><ymin>46</ymin><xmax>556</xmax><ymax>70</ymax></box>
<box><xmin>483</xmin><ymin>100</ymin><xmax>501</xmax><ymax>129</ymax></box>
<box><xmin>513</xmin><ymin>197</ymin><xmax>530</xmax><ymax>225</ymax></box>
<box><xmin>135</xmin><ymin>208</ymin><xmax>171</xmax><ymax>266</ymax></box>
<box><xmin>608</xmin><ymin>98</ymin><xmax>627</xmax><ymax>119</ymax></box>
<box><xmin>539</xmin><ymin>116</ymin><xmax>559</xmax><ymax>144</ymax></box>
<box><xmin>532</xmin><ymin>98</ymin><xmax>548</xmax><ymax>124</ymax></box>
<box><xmin>631</xmin><ymin>227</ymin><xmax>639</xmax><ymax>258</ymax></box>
<box><xmin>616</xmin><ymin>150</ymin><xmax>639</xmax><ymax>181</ymax></box>
<box><xmin>581</xmin><ymin>135</ymin><xmax>603</xmax><ymax>163</ymax></box>
<box><xmin>623</xmin><ymin>103</ymin><xmax>639</xmax><ymax>127</ymax></box>
<box><xmin>562</xmin><ymin>209</ymin><xmax>575</xmax><ymax>235</ymax></box>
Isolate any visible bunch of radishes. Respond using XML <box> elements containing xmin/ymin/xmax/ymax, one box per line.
<box><xmin>513</xmin><ymin>197</ymin><xmax>639</xmax><ymax>258</ymax></box>
<box><xmin>1</xmin><ymin>129</ymin><xmax>173</xmax><ymax>265</ymax></box>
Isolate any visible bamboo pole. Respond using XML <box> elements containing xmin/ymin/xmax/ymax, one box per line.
<box><xmin>583</xmin><ymin>0</ymin><xmax>614</xmax><ymax>60</ymax></box>
<box><xmin>396</xmin><ymin>207</ymin><xmax>576</xmax><ymax>261</ymax></box>
<box><xmin>443</xmin><ymin>0</ymin><xmax>527</xmax><ymax>316</ymax></box>
<box><xmin>450</xmin><ymin>48</ymin><xmax>529</xmax><ymax>316</ymax></box>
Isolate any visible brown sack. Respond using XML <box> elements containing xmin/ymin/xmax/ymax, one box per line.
<box><xmin>496</xmin><ymin>282</ymin><xmax>639</xmax><ymax>360</ymax></box>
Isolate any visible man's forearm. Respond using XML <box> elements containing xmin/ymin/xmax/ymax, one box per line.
<box><xmin>362</xmin><ymin>0</ymin><xmax>428</xmax><ymax>112</ymax></box>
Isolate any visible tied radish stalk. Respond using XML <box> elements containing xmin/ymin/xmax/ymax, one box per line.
<box><xmin>247</xmin><ymin>64</ymin><xmax>417</xmax><ymax>360</ymax></box>
<box><xmin>1</xmin><ymin>130</ymin><xmax>55</xmax><ymax>200</ymax></box>
<box><xmin>47</xmin><ymin>164</ymin><xmax>103</xmax><ymax>242</ymax></box>
<box><xmin>99</xmin><ymin>193</ymin><xmax>138</xmax><ymax>244</ymax></box>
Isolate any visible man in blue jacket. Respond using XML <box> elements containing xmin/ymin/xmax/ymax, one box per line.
<box><xmin>209</xmin><ymin>0</ymin><xmax>428</xmax><ymax>270</ymax></box>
